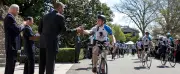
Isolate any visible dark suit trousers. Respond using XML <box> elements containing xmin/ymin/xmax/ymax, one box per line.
<box><xmin>75</xmin><ymin>43</ymin><xmax>81</xmax><ymax>62</ymax></box>
<box><xmin>4</xmin><ymin>49</ymin><xmax>17</xmax><ymax>74</ymax></box>
<box><xmin>39</xmin><ymin>47</ymin><xmax>57</xmax><ymax>74</ymax></box>
<box><xmin>23</xmin><ymin>50</ymin><xmax>35</xmax><ymax>74</ymax></box>
<box><xmin>39</xmin><ymin>48</ymin><xmax>46</xmax><ymax>74</ymax></box>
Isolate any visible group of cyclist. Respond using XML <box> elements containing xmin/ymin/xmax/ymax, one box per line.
<box><xmin>135</xmin><ymin>31</ymin><xmax>180</xmax><ymax>63</ymax></box>
<box><xmin>81</xmin><ymin>13</ymin><xmax>180</xmax><ymax>73</ymax></box>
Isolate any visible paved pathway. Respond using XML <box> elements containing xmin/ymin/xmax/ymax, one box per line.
<box><xmin>67</xmin><ymin>54</ymin><xmax>180</xmax><ymax>74</ymax></box>
<box><xmin>0</xmin><ymin>63</ymin><xmax>73</xmax><ymax>74</ymax></box>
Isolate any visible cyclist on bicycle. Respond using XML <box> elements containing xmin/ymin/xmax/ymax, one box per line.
<box><xmin>81</xmin><ymin>15</ymin><xmax>116</xmax><ymax>73</ymax></box>
<box><xmin>142</xmin><ymin>32</ymin><xmax>152</xmax><ymax>60</ymax></box>
<box><xmin>158</xmin><ymin>36</ymin><xmax>167</xmax><ymax>55</ymax></box>
<box><xmin>142</xmin><ymin>32</ymin><xmax>152</xmax><ymax>51</ymax></box>
<box><xmin>161</xmin><ymin>33</ymin><xmax>174</xmax><ymax>57</ymax></box>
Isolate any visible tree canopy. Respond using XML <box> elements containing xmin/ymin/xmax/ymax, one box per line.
<box><xmin>114</xmin><ymin>0</ymin><xmax>159</xmax><ymax>35</ymax></box>
<box><xmin>153</xmin><ymin>0</ymin><xmax>180</xmax><ymax>37</ymax></box>
<box><xmin>107</xmin><ymin>23</ymin><xmax>126</xmax><ymax>42</ymax></box>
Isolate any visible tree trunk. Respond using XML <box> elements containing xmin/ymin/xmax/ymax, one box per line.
<box><xmin>141</xmin><ymin>29</ymin><xmax>145</xmax><ymax>36</ymax></box>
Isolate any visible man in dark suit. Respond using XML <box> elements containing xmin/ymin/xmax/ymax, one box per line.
<box><xmin>23</xmin><ymin>17</ymin><xmax>38</xmax><ymax>74</ymax></box>
<box><xmin>38</xmin><ymin>2</ymin><xmax>82</xmax><ymax>74</ymax></box>
<box><xmin>3</xmin><ymin>4</ymin><xmax>23</xmax><ymax>74</ymax></box>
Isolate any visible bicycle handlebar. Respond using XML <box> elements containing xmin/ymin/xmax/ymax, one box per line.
<box><xmin>95</xmin><ymin>40</ymin><xmax>106</xmax><ymax>44</ymax></box>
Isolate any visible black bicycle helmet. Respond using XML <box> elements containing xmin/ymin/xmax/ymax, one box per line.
<box><xmin>97</xmin><ymin>15</ymin><xmax>106</xmax><ymax>23</ymax></box>
<box><xmin>145</xmin><ymin>32</ymin><xmax>149</xmax><ymax>35</ymax></box>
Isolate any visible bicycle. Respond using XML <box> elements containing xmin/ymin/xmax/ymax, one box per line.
<box><xmin>95</xmin><ymin>40</ymin><xmax>108</xmax><ymax>74</ymax></box>
<box><xmin>112</xmin><ymin>46</ymin><xmax>120</xmax><ymax>60</ymax></box>
<box><xmin>160</xmin><ymin>45</ymin><xmax>176</xmax><ymax>67</ymax></box>
<box><xmin>141</xmin><ymin>45</ymin><xmax>152</xmax><ymax>69</ymax></box>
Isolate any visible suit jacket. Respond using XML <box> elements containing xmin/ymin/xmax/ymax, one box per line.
<box><xmin>4</xmin><ymin>13</ymin><xmax>21</xmax><ymax>50</ymax></box>
<box><xmin>38</xmin><ymin>10</ymin><xmax>76</xmax><ymax>50</ymax></box>
<box><xmin>23</xmin><ymin>25</ymin><xmax>35</xmax><ymax>53</ymax></box>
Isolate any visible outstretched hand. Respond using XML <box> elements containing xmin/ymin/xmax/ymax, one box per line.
<box><xmin>76</xmin><ymin>26</ymin><xmax>84</xmax><ymax>33</ymax></box>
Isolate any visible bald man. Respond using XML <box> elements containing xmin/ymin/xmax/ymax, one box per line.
<box><xmin>4</xmin><ymin>4</ymin><xmax>23</xmax><ymax>74</ymax></box>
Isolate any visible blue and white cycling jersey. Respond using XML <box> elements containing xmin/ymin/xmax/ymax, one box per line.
<box><xmin>91</xmin><ymin>24</ymin><xmax>113</xmax><ymax>41</ymax></box>
<box><xmin>142</xmin><ymin>35</ymin><xmax>152</xmax><ymax>45</ymax></box>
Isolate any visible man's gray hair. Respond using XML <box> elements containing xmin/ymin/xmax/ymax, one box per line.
<box><xmin>54</xmin><ymin>2</ymin><xmax>65</xmax><ymax>9</ymax></box>
<box><xmin>9</xmin><ymin>4</ymin><xmax>19</xmax><ymax>10</ymax></box>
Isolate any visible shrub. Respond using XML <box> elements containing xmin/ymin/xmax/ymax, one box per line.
<box><xmin>18</xmin><ymin>48</ymin><xmax>84</xmax><ymax>63</ymax></box>
<box><xmin>56</xmin><ymin>48</ymin><xmax>84</xmax><ymax>63</ymax></box>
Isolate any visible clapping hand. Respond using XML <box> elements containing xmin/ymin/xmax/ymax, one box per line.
<box><xmin>23</xmin><ymin>21</ymin><xmax>26</xmax><ymax>25</ymax></box>
<box><xmin>19</xmin><ymin>21</ymin><xmax>26</xmax><ymax>30</ymax></box>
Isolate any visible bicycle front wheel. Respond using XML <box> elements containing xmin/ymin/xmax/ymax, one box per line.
<box><xmin>98</xmin><ymin>59</ymin><xmax>108</xmax><ymax>74</ymax></box>
<box><xmin>141</xmin><ymin>55</ymin><xmax>145</xmax><ymax>67</ymax></box>
<box><xmin>146</xmin><ymin>53</ymin><xmax>152</xmax><ymax>69</ymax></box>
<box><xmin>168</xmin><ymin>54</ymin><xmax>176</xmax><ymax>67</ymax></box>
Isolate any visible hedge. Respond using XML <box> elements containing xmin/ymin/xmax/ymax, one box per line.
<box><xmin>18</xmin><ymin>48</ymin><xmax>84</xmax><ymax>63</ymax></box>
<box><xmin>56</xmin><ymin>48</ymin><xmax>84</xmax><ymax>63</ymax></box>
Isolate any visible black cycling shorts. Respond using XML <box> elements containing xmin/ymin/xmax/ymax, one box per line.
<box><xmin>138</xmin><ymin>49</ymin><xmax>143</xmax><ymax>51</ymax></box>
<box><xmin>144</xmin><ymin>45</ymin><xmax>149</xmax><ymax>51</ymax></box>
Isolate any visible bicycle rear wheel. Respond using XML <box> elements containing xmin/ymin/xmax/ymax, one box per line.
<box><xmin>160</xmin><ymin>53</ymin><xmax>167</xmax><ymax>66</ymax></box>
<box><xmin>98</xmin><ymin>59</ymin><xmax>108</xmax><ymax>74</ymax></box>
<box><xmin>168</xmin><ymin>54</ymin><xmax>176</xmax><ymax>67</ymax></box>
<box><xmin>142</xmin><ymin>60</ymin><xmax>145</xmax><ymax>67</ymax></box>
<box><xmin>146</xmin><ymin>53</ymin><xmax>152</xmax><ymax>69</ymax></box>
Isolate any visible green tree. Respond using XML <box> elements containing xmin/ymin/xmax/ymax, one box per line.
<box><xmin>107</xmin><ymin>23</ymin><xmax>126</xmax><ymax>42</ymax></box>
<box><xmin>125</xmin><ymin>33</ymin><xmax>132</xmax><ymax>42</ymax></box>
<box><xmin>125</xmin><ymin>33</ymin><xmax>139</xmax><ymax>43</ymax></box>
<box><xmin>2</xmin><ymin>0</ymin><xmax>44</xmax><ymax>23</ymax></box>
<box><xmin>130</xmin><ymin>35</ymin><xmax>139</xmax><ymax>43</ymax></box>
<box><xmin>154</xmin><ymin>0</ymin><xmax>180</xmax><ymax>36</ymax></box>
<box><xmin>1</xmin><ymin>0</ymin><xmax>113</xmax><ymax>47</ymax></box>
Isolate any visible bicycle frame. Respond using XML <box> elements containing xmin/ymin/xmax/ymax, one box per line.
<box><xmin>96</xmin><ymin>41</ymin><xmax>107</xmax><ymax>62</ymax></box>
<box><xmin>95</xmin><ymin>40</ymin><xmax>108</xmax><ymax>74</ymax></box>
<box><xmin>141</xmin><ymin>45</ymin><xmax>152</xmax><ymax>69</ymax></box>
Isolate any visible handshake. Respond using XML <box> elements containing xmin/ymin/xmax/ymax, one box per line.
<box><xmin>76</xmin><ymin>26</ymin><xmax>85</xmax><ymax>34</ymax></box>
